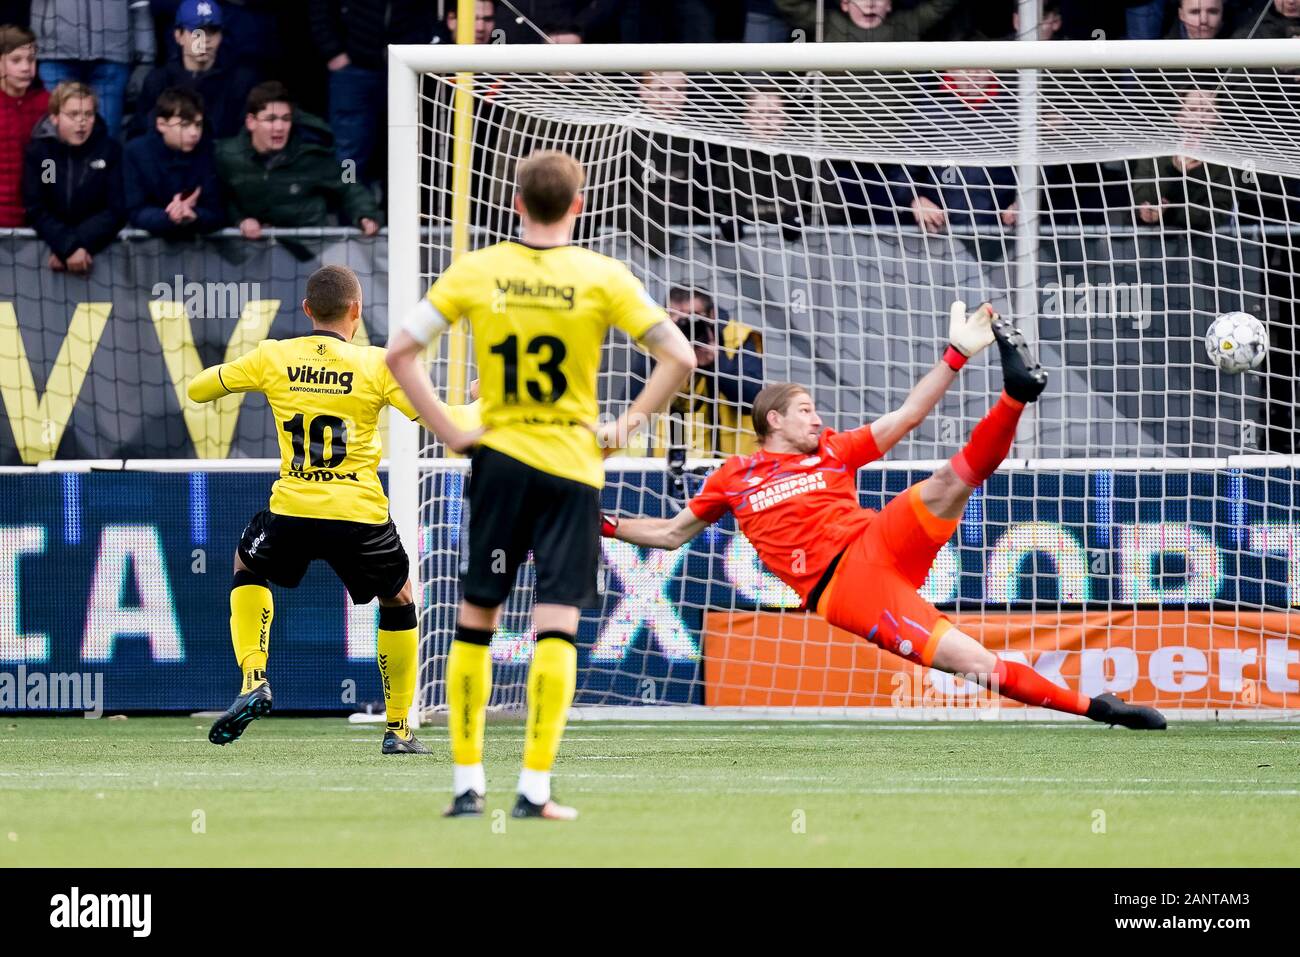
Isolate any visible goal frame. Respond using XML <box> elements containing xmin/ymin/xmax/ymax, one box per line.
<box><xmin>386</xmin><ymin>39</ymin><xmax>1300</xmax><ymax>722</ymax></box>
<box><xmin>385</xmin><ymin>35</ymin><xmax>1300</xmax><ymax>561</ymax></box>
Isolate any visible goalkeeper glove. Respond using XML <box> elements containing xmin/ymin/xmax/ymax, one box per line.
<box><xmin>601</xmin><ymin>514</ymin><xmax>619</xmax><ymax>538</ymax></box>
<box><xmin>943</xmin><ymin>300</ymin><xmax>997</xmax><ymax>371</ymax></box>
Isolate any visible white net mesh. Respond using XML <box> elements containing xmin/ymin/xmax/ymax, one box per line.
<box><xmin>414</xmin><ymin>60</ymin><xmax>1300</xmax><ymax>718</ymax></box>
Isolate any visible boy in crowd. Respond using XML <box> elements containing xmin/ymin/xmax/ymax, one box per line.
<box><xmin>124</xmin><ymin>86</ymin><xmax>225</xmax><ymax>238</ymax></box>
<box><xmin>22</xmin><ymin>81</ymin><xmax>124</xmax><ymax>274</ymax></box>
<box><xmin>0</xmin><ymin>25</ymin><xmax>48</xmax><ymax>228</ymax></box>
<box><xmin>216</xmin><ymin>81</ymin><xmax>381</xmax><ymax>239</ymax></box>
<box><xmin>131</xmin><ymin>0</ymin><xmax>261</xmax><ymax>141</ymax></box>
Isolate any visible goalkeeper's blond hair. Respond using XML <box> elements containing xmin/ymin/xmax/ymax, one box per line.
<box><xmin>752</xmin><ymin>383</ymin><xmax>810</xmax><ymax>440</ymax></box>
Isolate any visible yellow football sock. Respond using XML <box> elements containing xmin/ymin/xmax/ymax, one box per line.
<box><xmin>522</xmin><ymin>635</ymin><xmax>577</xmax><ymax>773</ymax></box>
<box><xmin>447</xmin><ymin>630</ymin><xmax>493</xmax><ymax>765</ymax></box>
<box><xmin>377</xmin><ymin>603</ymin><xmax>419</xmax><ymax>738</ymax></box>
<box><xmin>230</xmin><ymin>579</ymin><xmax>272</xmax><ymax>693</ymax></box>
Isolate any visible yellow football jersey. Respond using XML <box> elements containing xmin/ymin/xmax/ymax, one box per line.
<box><xmin>188</xmin><ymin>330</ymin><xmax>479</xmax><ymax>524</ymax></box>
<box><xmin>425</xmin><ymin>241</ymin><xmax>666</xmax><ymax>488</ymax></box>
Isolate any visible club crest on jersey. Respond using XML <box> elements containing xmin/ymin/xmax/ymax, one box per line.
<box><xmin>316</xmin><ymin>343</ymin><xmax>327</xmax><ymax>355</ymax></box>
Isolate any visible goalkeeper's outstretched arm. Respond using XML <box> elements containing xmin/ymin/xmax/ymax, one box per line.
<box><xmin>602</xmin><ymin>509</ymin><xmax>708</xmax><ymax>551</ymax></box>
<box><xmin>868</xmin><ymin>300</ymin><xmax>996</xmax><ymax>454</ymax></box>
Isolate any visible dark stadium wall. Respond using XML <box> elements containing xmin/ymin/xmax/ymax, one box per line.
<box><xmin>0</xmin><ymin>231</ymin><xmax>1270</xmax><ymax>464</ymax></box>
<box><xmin>0</xmin><ymin>234</ymin><xmax>388</xmax><ymax>464</ymax></box>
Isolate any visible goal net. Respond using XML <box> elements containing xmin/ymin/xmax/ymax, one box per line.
<box><xmin>393</xmin><ymin>41</ymin><xmax>1300</xmax><ymax>719</ymax></box>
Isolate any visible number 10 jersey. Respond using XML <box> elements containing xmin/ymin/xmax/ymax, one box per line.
<box><xmin>190</xmin><ymin>329</ymin><xmax>472</xmax><ymax>523</ymax></box>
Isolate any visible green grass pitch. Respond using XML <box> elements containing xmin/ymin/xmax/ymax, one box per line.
<box><xmin>2</xmin><ymin>717</ymin><xmax>1298</xmax><ymax>867</ymax></box>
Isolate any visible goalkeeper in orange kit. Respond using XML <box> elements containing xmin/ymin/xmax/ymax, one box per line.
<box><xmin>605</xmin><ymin>303</ymin><xmax>1166</xmax><ymax>730</ymax></box>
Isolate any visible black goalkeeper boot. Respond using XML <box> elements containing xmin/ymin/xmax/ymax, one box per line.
<box><xmin>992</xmin><ymin>315</ymin><xmax>1048</xmax><ymax>404</ymax></box>
<box><xmin>1086</xmin><ymin>693</ymin><xmax>1168</xmax><ymax>731</ymax></box>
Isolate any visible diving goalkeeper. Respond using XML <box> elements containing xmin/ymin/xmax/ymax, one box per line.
<box><xmin>604</xmin><ymin>304</ymin><xmax>1167</xmax><ymax>730</ymax></box>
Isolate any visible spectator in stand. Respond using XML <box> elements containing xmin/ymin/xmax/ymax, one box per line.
<box><xmin>774</xmin><ymin>0</ymin><xmax>960</xmax><ymax>42</ymax></box>
<box><xmin>131</xmin><ymin>1</ymin><xmax>260</xmax><ymax>141</ymax></box>
<box><xmin>1235</xmin><ymin>0</ymin><xmax>1300</xmax><ymax>37</ymax></box>
<box><xmin>432</xmin><ymin>0</ymin><xmax>497</xmax><ymax>43</ymax></box>
<box><xmin>626</xmin><ymin>286</ymin><xmax>764</xmax><ymax>457</ymax></box>
<box><xmin>151</xmin><ymin>0</ymin><xmax>283</xmax><ymax>75</ymax></box>
<box><xmin>714</xmin><ymin>84</ymin><xmax>817</xmax><ymax>239</ymax></box>
<box><xmin>0</xmin><ymin>24</ymin><xmax>48</xmax><ymax>229</ymax></box>
<box><xmin>544</xmin><ymin>22</ymin><xmax>583</xmax><ymax>43</ymax></box>
<box><xmin>822</xmin><ymin>159</ymin><xmax>913</xmax><ymax>226</ymax></box>
<box><xmin>124</xmin><ymin>87</ymin><xmax>224</xmax><ymax>237</ymax></box>
<box><xmin>1169</xmin><ymin>0</ymin><xmax>1227</xmax><ymax>36</ymax></box>
<box><xmin>29</xmin><ymin>0</ymin><xmax>155</xmax><ymax>138</ymax></box>
<box><xmin>624</xmin><ymin>70</ymin><xmax>720</xmax><ymax>255</ymax></box>
<box><xmin>619</xmin><ymin>0</ymin><xmax>716</xmax><ymax>42</ymax></box>
<box><xmin>745</xmin><ymin>0</ymin><xmax>793</xmax><ymax>41</ymax></box>
<box><xmin>1124</xmin><ymin>0</ymin><xmax>1173</xmax><ymax>39</ymax></box>
<box><xmin>22</xmin><ymin>82</ymin><xmax>125</xmax><ymax>274</ymax></box>
<box><xmin>1009</xmin><ymin>0</ymin><xmax>1064</xmax><ymax>38</ymax></box>
<box><xmin>1129</xmin><ymin>88</ymin><xmax>1234</xmax><ymax>230</ymax></box>
<box><xmin>490</xmin><ymin>2</ymin><xmax>593</xmax><ymax>43</ymax></box>
<box><xmin>216</xmin><ymin>80</ymin><xmax>381</xmax><ymax>239</ymax></box>
<box><xmin>310</xmin><ymin>1</ymin><xmax>435</xmax><ymax>189</ymax></box>
<box><xmin>901</xmin><ymin>69</ymin><xmax>1018</xmax><ymax>234</ymax></box>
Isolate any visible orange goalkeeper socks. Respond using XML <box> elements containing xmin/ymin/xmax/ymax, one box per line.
<box><xmin>992</xmin><ymin>658</ymin><xmax>1090</xmax><ymax>716</ymax></box>
<box><xmin>950</xmin><ymin>391</ymin><xmax>1024</xmax><ymax>488</ymax></box>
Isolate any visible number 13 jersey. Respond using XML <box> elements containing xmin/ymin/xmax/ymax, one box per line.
<box><xmin>424</xmin><ymin>241</ymin><xmax>666</xmax><ymax>488</ymax></box>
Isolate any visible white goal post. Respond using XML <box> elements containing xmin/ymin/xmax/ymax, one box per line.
<box><xmin>388</xmin><ymin>39</ymin><xmax>1300</xmax><ymax>721</ymax></box>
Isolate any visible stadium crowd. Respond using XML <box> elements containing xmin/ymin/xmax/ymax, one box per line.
<box><xmin>0</xmin><ymin>0</ymin><xmax>1293</xmax><ymax>268</ymax></box>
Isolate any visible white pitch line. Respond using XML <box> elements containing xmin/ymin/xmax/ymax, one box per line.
<box><xmin>122</xmin><ymin>784</ymin><xmax>1300</xmax><ymax>797</ymax></box>
<box><xmin>5</xmin><ymin>770</ymin><xmax>1298</xmax><ymax>796</ymax></box>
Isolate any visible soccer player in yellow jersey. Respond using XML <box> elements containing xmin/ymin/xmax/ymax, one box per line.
<box><xmin>187</xmin><ymin>264</ymin><xmax>479</xmax><ymax>753</ymax></box>
<box><xmin>386</xmin><ymin>150</ymin><xmax>696</xmax><ymax>819</ymax></box>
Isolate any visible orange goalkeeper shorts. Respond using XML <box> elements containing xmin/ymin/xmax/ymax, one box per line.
<box><xmin>815</xmin><ymin>482</ymin><xmax>957</xmax><ymax>666</ymax></box>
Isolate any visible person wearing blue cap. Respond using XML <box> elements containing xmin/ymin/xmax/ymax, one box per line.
<box><xmin>128</xmin><ymin>0</ymin><xmax>261</xmax><ymax>141</ymax></box>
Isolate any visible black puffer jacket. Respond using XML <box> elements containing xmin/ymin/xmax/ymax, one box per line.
<box><xmin>129</xmin><ymin>50</ymin><xmax>262</xmax><ymax>141</ymax></box>
<box><xmin>21</xmin><ymin>114</ymin><xmax>125</xmax><ymax>259</ymax></box>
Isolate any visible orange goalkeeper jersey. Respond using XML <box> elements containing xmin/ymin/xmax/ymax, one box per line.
<box><xmin>687</xmin><ymin>425</ymin><xmax>884</xmax><ymax>604</ymax></box>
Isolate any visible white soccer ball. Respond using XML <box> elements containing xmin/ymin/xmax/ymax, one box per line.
<box><xmin>1205</xmin><ymin>312</ymin><xmax>1267</xmax><ymax>373</ymax></box>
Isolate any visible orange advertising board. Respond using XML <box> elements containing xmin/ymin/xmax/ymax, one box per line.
<box><xmin>702</xmin><ymin>610</ymin><xmax>1299</xmax><ymax>710</ymax></box>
